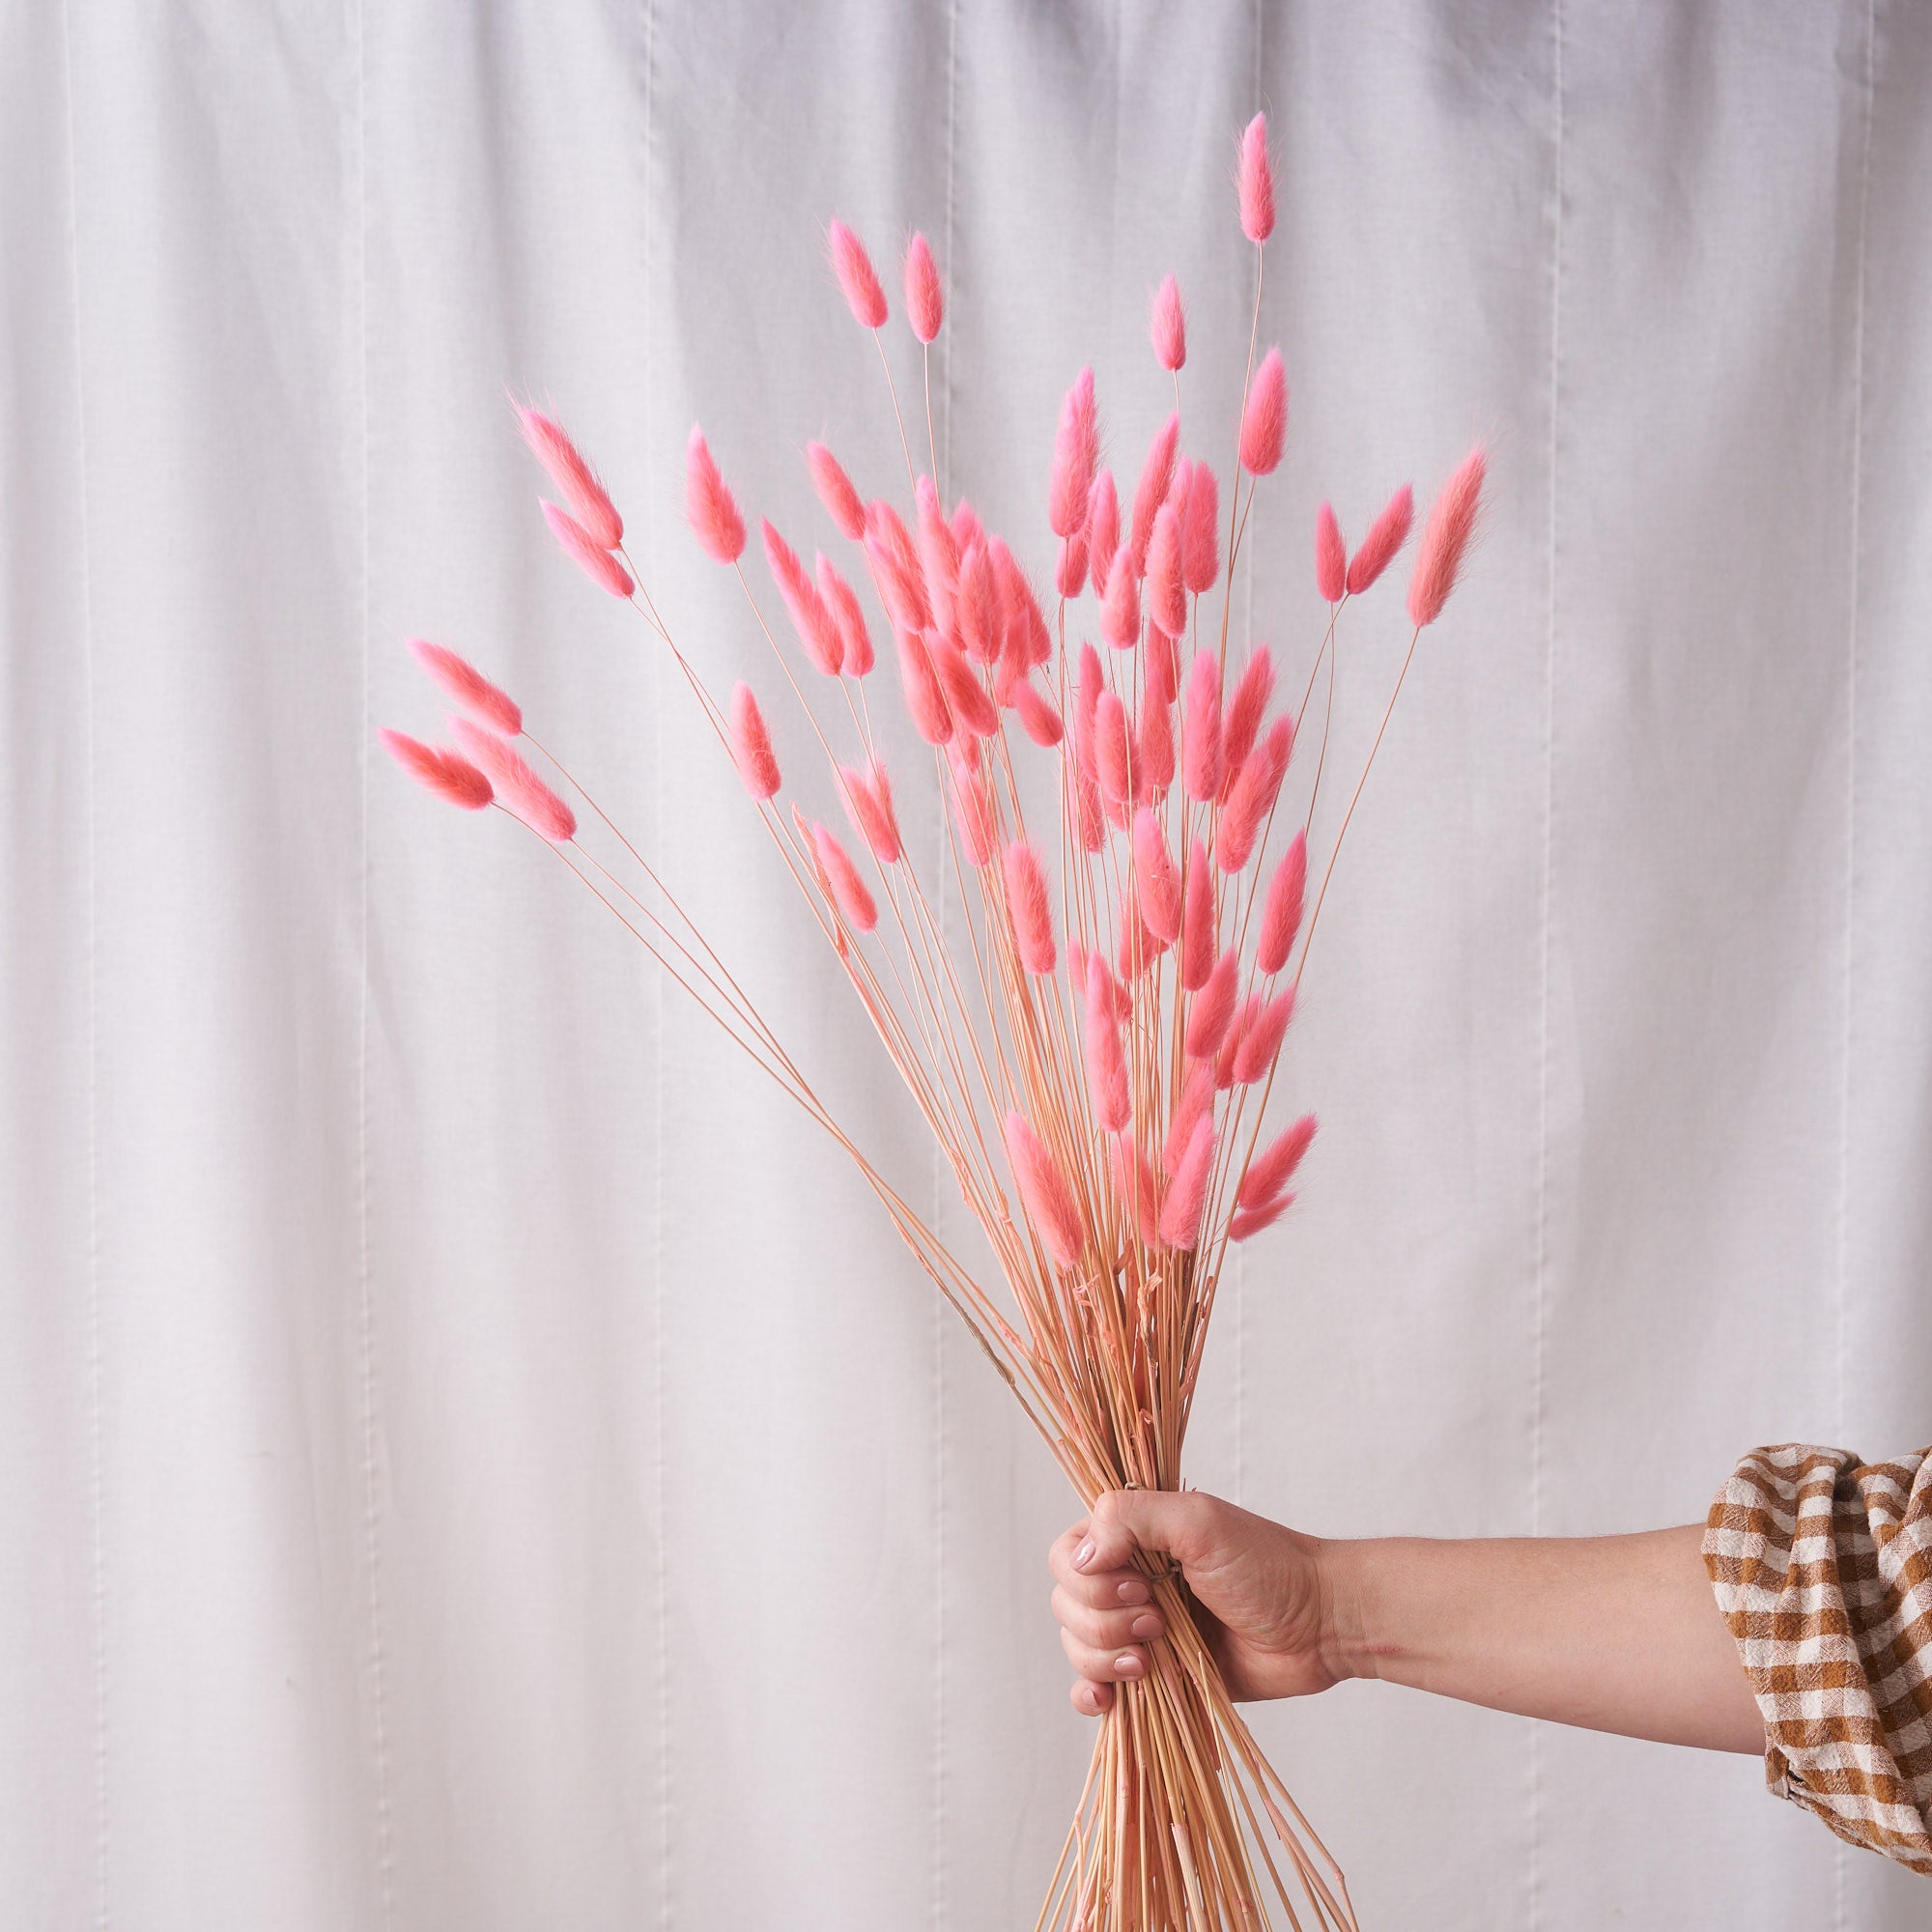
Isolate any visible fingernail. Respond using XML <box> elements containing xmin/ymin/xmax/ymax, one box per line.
<box><xmin>1117</xmin><ymin>1577</ymin><xmax>1148</xmax><ymax>1604</ymax></box>
<box><xmin>1114</xmin><ymin>1653</ymin><xmax>1143</xmax><ymax>1678</ymax></box>
<box><xmin>1130</xmin><ymin>1614</ymin><xmax>1163</xmax><ymax>1638</ymax></box>
<box><xmin>1073</xmin><ymin>1538</ymin><xmax>1095</xmax><ymax>1571</ymax></box>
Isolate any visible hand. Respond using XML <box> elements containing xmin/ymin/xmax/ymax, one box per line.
<box><xmin>1047</xmin><ymin>1489</ymin><xmax>1338</xmax><ymax>1716</ymax></box>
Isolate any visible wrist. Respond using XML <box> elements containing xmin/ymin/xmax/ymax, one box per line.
<box><xmin>1311</xmin><ymin>1536</ymin><xmax>1387</xmax><ymax>1686</ymax></box>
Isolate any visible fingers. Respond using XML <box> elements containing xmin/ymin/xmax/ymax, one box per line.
<box><xmin>1048</xmin><ymin>1520</ymin><xmax>1151</xmax><ymax>1610</ymax></box>
<box><xmin>1051</xmin><ymin>1582</ymin><xmax>1165</xmax><ymax>1654</ymax></box>
<box><xmin>1069</xmin><ymin>1675</ymin><xmax>1114</xmax><ymax>1717</ymax></box>
<box><xmin>1060</xmin><ymin>1621</ymin><xmax>1151</xmax><ymax>1688</ymax></box>
<box><xmin>1090</xmin><ymin>1488</ymin><xmax>1225</xmax><ymax>1573</ymax></box>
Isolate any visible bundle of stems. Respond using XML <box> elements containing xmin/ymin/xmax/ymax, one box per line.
<box><xmin>383</xmin><ymin>114</ymin><xmax>1484</xmax><ymax>1932</ymax></box>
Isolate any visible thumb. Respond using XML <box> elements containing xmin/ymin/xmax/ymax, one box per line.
<box><xmin>1077</xmin><ymin>1488</ymin><xmax>1223</xmax><ymax>1576</ymax></box>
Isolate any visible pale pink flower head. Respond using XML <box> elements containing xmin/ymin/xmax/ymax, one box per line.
<box><xmin>1238</xmin><ymin>349</ymin><xmax>1288</xmax><ymax>477</ymax></box>
<box><xmin>1012</xmin><ymin>680</ymin><xmax>1064</xmax><ymax>747</ymax></box>
<box><xmin>903</xmin><ymin>231</ymin><xmax>943</xmax><ymax>343</ymax></box>
<box><xmin>760</xmin><ymin>520</ymin><xmax>844</xmax><ymax>675</ymax></box>
<box><xmin>379</xmin><ymin>728</ymin><xmax>493</xmax><ymax>810</ymax></box>
<box><xmin>517</xmin><ymin>407</ymin><xmax>622</xmax><ymax>551</ymax></box>
<box><xmin>1056</xmin><ymin>532</ymin><xmax>1089</xmax><ymax>600</ymax></box>
<box><xmin>805</xmin><ymin>441</ymin><xmax>867</xmax><ymax>542</ymax></box>
<box><xmin>1237</xmin><ymin>112</ymin><xmax>1275</xmax><ymax>244</ymax></box>
<box><xmin>1145</xmin><ymin>502</ymin><xmax>1186</xmax><ymax>639</ymax></box>
<box><xmin>1232</xmin><ymin>987</ymin><xmax>1295</xmax><ymax>1086</ymax></box>
<box><xmin>1180</xmin><ymin>838</ymin><xmax>1215</xmax><ymax>991</ymax></box>
<box><xmin>1138</xmin><ymin>674</ymin><xmax>1175</xmax><ymax>793</ymax></box>
<box><xmin>1084</xmin><ymin>955</ymin><xmax>1131</xmax><ymax>1135</ymax></box>
<box><xmin>915</xmin><ymin>474</ymin><xmax>962</xmax><ymax>634</ymax></box>
<box><xmin>1180</xmin><ymin>459</ymin><xmax>1220</xmax><ymax>594</ymax></box>
<box><xmin>894</xmin><ymin>627</ymin><xmax>952</xmax><ymax>745</ymax></box>
<box><xmin>1158</xmin><ymin>1113</ymin><xmax>1215</xmax><ymax>1250</ymax></box>
<box><xmin>542</xmin><ymin>500</ymin><xmax>635</xmax><ymax>598</ymax></box>
<box><xmin>1182</xmin><ymin>653</ymin><xmax>1223</xmax><ymax>806</ymax></box>
<box><xmin>1094</xmin><ymin>691</ymin><xmax>1133</xmax><ymax>807</ymax></box>
<box><xmin>1184</xmin><ymin>950</ymin><xmax>1239</xmax><ymax>1061</ymax></box>
<box><xmin>863</xmin><ymin>499</ymin><xmax>934</xmax><ymax>633</ymax></box>
<box><xmin>1346</xmin><ymin>482</ymin><xmax>1413</xmax><ymax>596</ymax></box>
<box><xmin>930</xmin><ymin>632</ymin><xmax>997</xmax><ymax>738</ymax></box>
<box><xmin>684</xmin><ymin>426</ymin><xmax>746</xmax><ymax>564</ymax></box>
<box><xmin>1084</xmin><ymin>470</ymin><xmax>1120</xmax><ymax>594</ymax></box>
<box><xmin>1256</xmin><ymin>829</ymin><xmax>1308</xmax><ymax>976</ymax></box>
<box><xmin>1218</xmin><ymin>645</ymin><xmax>1275</xmax><ymax>795</ymax></box>
<box><xmin>1407</xmin><ymin>445</ymin><xmax>1487</xmax><ymax>628</ymax></box>
<box><xmin>1315</xmin><ymin>502</ymin><xmax>1347</xmax><ymax>604</ymax></box>
<box><xmin>1003</xmin><ymin>1109</ymin><xmax>1086</xmax><ymax>1269</ymax></box>
<box><xmin>1132</xmin><ymin>808</ymin><xmax>1181</xmax><ymax>944</ymax></box>
<box><xmin>448</xmin><ymin>717</ymin><xmax>577</xmax><ymax>841</ymax></box>
<box><xmin>1099</xmin><ymin>547</ymin><xmax>1141</xmax><ymax>651</ymax></box>
<box><xmin>1151</xmin><ymin>273</ymin><xmax>1186</xmax><ymax>372</ymax></box>
<box><xmin>1128</xmin><ymin>412</ymin><xmax>1180</xmax><ymax>575</ymax></box>
<box><xmin>1163</xmin><ymin>1063</ymin><xmax>1214</xmax><ymax>1177</ymax></box>
<box><xmin>811</xmin><ymin>820</ymin><xmax>878</xmax><ymax>932</ymax></box>
<box><xmin>1073</xmin><ymin>641</ymin><xmax>1105</xmax><ymax>781</ymax></box>
<box><xmin>1217</xmin><ymin>714</ymin><xmax>1294</xmax><ymax>872</ymax></box>
<box><xmin>816</xmin><ymin>554</ymin><xmax>874</xmax><ymax>676</ymax></box>
<box><xmin>728</xmin><ymin>683</ymin><xmax>781</xmax><ymax>800</ymax></box>
<box><xmin>1238</xmin><ymin>1113</ymin><xmax>1317</xmax><ymax>1212</ymax></box>
<box><xmin>405</xmin><ymin>639</ymin><xmax>522</xmax><ymax>738</ymax></box>
<box><xmin>827</xmin><ymin>218</ymin><xmax>888</xmax><ymax>328</ymax></box>
<box><xmin>1048</xmin><ymin>367</ymin><xmax>1099</xmax><ymax>540</ymax></box>
<box><xmin>951</xmin><ymin>498</ymin><xmax>983</xmax><ymax>553</ymax></box>
<box><xmin>838</xmin><ymin>759</ymin><xmax>902</xmax><ymax>865</ymax></box>
<box><xmin>1003</xmin><ymin>838</ymin><xmax>1057</xmax><ymax>975</ymax></box>
<box><xmin>954</xmin><ymin>541</ymin><xmax>999</xmax><ymax>663</ymax></box>
<box><xmin>1230</xmin><ymin>1196</ymin><xmax>1292</xmax><ymax>1242</ymax></box>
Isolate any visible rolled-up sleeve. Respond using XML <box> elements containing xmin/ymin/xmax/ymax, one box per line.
<box><xmin>1704</xmin><ymin>1443</ymin><xmax>1932</xmax><ymax>1874</ymax></box>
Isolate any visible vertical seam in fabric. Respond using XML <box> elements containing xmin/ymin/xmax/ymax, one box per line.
<box><xmin>60</xmin><ymin>8</ymin><xmax>107</xmax><ymax>1923</ymax></box>
<box><xmin>351</xmin><ymin>4</ymin><xmax>398</xmax><ymax>1921</ymax></box>
<box><xmin>639</xmin><ymin>1</ymin><xmax>668</xmax><ymax>1921</ymax></box>
<box><xmin>1835</xmin><ymin>6</ymin><xmax>1874</xmax><ymax>1924</ymax></box>
<box><xmin>1531</xmin><ymin>4</ymin><xmax>1564</xmax><ymax>1927</ymax></box>
<box><xmin>934</xmin><ymin>7</ymin><xmax>958</xmax><ymax>1918</ymax></box>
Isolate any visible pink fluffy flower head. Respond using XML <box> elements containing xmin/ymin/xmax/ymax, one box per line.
<box><xmin>1180</xmin><ymin>839</ymin><xmax>1215</xmax><ymax>991</ymax></box>
<box><xmin>806</xmin><ymin>441</ymin><xmax>866</xmax><ymax>542</ymax></box>
<box><xmin>903</xmin><ymin>231</ymin><xmax>943</xmax><ymax>343</ymax></box>
<box><xmin>895</xmin><ymin>627</ymin><xmax>952</xmax><ymax>746</ymax></box>
<box><xmin>828</xmin><ymin>219</ymin><xmax>888</xmax><ymax>328</ymax></box>
<box><xmin>1004</xmin><ymin>1109</ymin><xmax>1087</xmax><ymax>1268</ymax></box>
<box><xmin>1407</xmin><ymin>445</ymin><xmax>1487</xmax><ymax>628</ymax></box>
<box><xmin>1164</xmin><ymin>1062</ymin><xmax>1214</xmax><ymax>1177</ymax></box>
<box><xmin>379</xmin><ymin>728</ymin><xmax>493</xmax><ymax>810</ymax></box>
<box><xmin>1185</xmin><ymin>951</ymin><xmax>1239</xmax><ymax>1061</ymax></box>
<box><xmin>839</xmin><ymin>760</ymin><xmax>902</xmax><ymax>865</ymax></box>
<box><xmin>406</xmin><ymin>639</ymin><xmax>522</xmax><ymax>738</ymax></box>
<box><xmin>1218</xmin><ymin>715</ymin><xmax>1294</xmax><ymax>872</ymax></box>
<box><xmin>1232</xmin><ymin>988</ymin><xmax>1295</xmax><ymax>1086</ymax></box>
<box><xmin>810</xmin><ymin>821</ymin><xmax>878</xmax><ymax>932</ymax></box>
<box><xmin>1128</xmin><ymin>412</ymin><xmax>1180</xmax><ymax>576</ymax></box>
<box><xmin>863</xmin><ymin>500</ymin><xmax>933</xmax><ymax>633</ymax></box>
<box><xmin>728</xmin><ymin>683</ymin><xmax>781</xmax><ymax>800</ymax></box>
<box><xmin>1048</xmin><ymin>367</ymin><xmax>1099</xmax><ymax>540</ymax></box>
<box><xmin>542</xmin><ymin>500</ymin><xmax>634</xmax><ymax>598</ymax></box>
<box><xmin>1180</xmin><ymin>459</ymin><xmax>1220</xmax><ymax>594</ymax></box>
<box><xmin>518</xmin><ymin>407</ymin><xmax>622</xmax><ymax>551</ymax></box>
<box><xmin>1003</xmin><ymin>839</ymin><xmax>1057</xmax><ymax>975</ymax></box>
<box><xmin>761</xmin><ymin>520</ymin><xmax>844</xmax><ymax>675</ymax></box>
<box><xmin>685</xmin><ymin>426</ymin><xmax>746</xmax><ymax>564</ymax></box>
<box><xmin>1151</xmin><ymin>273</ymin><xmax>1186</xmax><ymax>372</ymax></box>
<box><xmin>449</xmin><ymin>717</ymin><xmax>576</xmax><ymax>841</ymax></box>
<box><xmin>1239</xmin><ymin>1114</ymin><xmax>1317</xmax><ymax>1212</ymax></box>
<box><xmin>1132</xmin><ymin>808</ymin><xmax>1182</xmax><ymax>945</ymax></box>
<box><xmin>1237</xmin><ymin>113</ymin><xmax>1275</xmax><ymax>244</ymax></box>
<box><xmin>1238</xmin><ymin>349</ymin><xmax>1288</xmax><ymax>477</ymax></box>
<box><xmin>1346</xmin><ymin>482</ymin><xmax>1414</xmax><ymax>596</ymax></box>
<box><xmin>1257</xmin><ymin>830</ymin><xmax>1308</xmax><ymax>976</ymax></box>
<box><xmin>1315</xmin><ymin>502</ymin><xmax>1347</xmax><ymax>604</ymax></box>
<box><xmin>1218</xmin><ymin>645</ymin><xmax>1275</xmax><ymax>796</ymax></box>
<box><xmin>1085</xmin><ymin>470</ymin><xmax>1120</xmax><ymax>595</ymax></box>
<box><xmin>1099</xmin><ymin>547</ymin><xmax>1141</xmax><ymax>651</ymax></box>
<box><xmin>1158</xmin><ymin>1114</ymin><xmax>1215</xmax><ymax>1250</ymax></box>
<box><xmin>1084</xmin><ymin>955</ymin><xmax>1131</xmax><ymax>1134</ymax></box>
<box><xmin>816</xmin><ymin>554</ymin><xmax>874</xmax><ymax>675</ymax></box>
<box><xmin>1145</xmin><ymin>502</ymin><xmax>1186</xmax><ymax>639</ymax></box>
<box><xmin>1182</xmin><ymin>653</ymin><xmax>1224</xmax><ymax>805</ymax></box>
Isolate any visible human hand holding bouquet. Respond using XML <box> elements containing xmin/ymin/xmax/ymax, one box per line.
<box><xmin>383</xmin><ymin>112</ymin><xmax>1484</xmax><ymax>1932</ymax></box>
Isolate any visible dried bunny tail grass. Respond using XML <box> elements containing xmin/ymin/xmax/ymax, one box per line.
<box><xmin>1094</xmin><ymin>692</ymin><xmax>1133</xmax><ymax>807</ymax></box>
<box><xmin>685</xmin><ymin>426</ymin><xmax>747</xmax><ymax>563</ymax></box>
<box><xmin>379</xmin><ymin>728</ymin><xmax>494</xmax><ymax>810</ymax></box>
<box><xmin>838</xmin><ymin>760</ymin><xmax>902</xmax><ymax>864</ymax></box>
<box><xmin>915</xmin><ymin>475</ymin><xmax>962</xmax><ymax>633</ymax></box>
<box><xmin>760</xmin><ymin>520</ymin><xmax>844</xmax><ymax>674</ymax></box>
<box><xmin>1346</xmin><ymin>481</ymin><xmax>1413</xmax><ymax>596</ymax></box>
<box><xmin>1232</xmin><ymin>986</ymin><xmax>1295</xmax><ymax>1086</ymax></box>
<box><xmin>1184</xmin><ymin>950</ymin><xmax>1239</xmax><ymax>1060</ymax></box>
<box><xmin>1151</xmin><ymin>272</ymin><xmax>1186</xmax><ymax>372</ymax></box>
<box><xmin>1182</xmin><ymin>653</ymin><xmax>1224</xmax><ymax>805</ymax></box>
<box><xmin>1218</xmin><ymin>714</ymin><xmax>1294</xmax><ymax>872</ymax></box>
<box><xmin>1408</xmin><ymin>444</ymin><xmax>1487</xmax><ymax>628</ymax></box>
<box><xmin>864</xmin><ymin>499</ymin><xmax>934</xmax><ymax>633</ymax></box>
<box><xmin>1013</xmin><ymin>680</ymin><xmax>1065</xmax><ymax>747</ymax></box>
<box><xmin>449</xmin><ymin>716</ymin><xmax>577</xmax><ymax>841</ymax></box>
<box><xmin>1048</xmin><ymin>366</ymin><xmax>1099</xmax><ymax>540</ymax></box>
<box><xmin>1145</xmin><ymin>502</ymin><xmax>1186</xmax><ymax>639</ymax></box>
<box><xmin>1073</xmin><ymin>642</ymin><xmax>1104</xmax><ymax>780</ymax></box>
<box><xmin>931</xmin><ymin>632</ymin><xmax>998</xmax><ymax>738</ymax></box>
<box><xmin>1214</xmin><ymin>991</ymin><xmax>1263</xmax><ymax>1090</ymax></box>
<box><xmin>1099</xmin><ymin>547</ymin><xmax>1141</xmax><ymax>651</ymax></box>
<box><xmin>1084</xmin><ymin>469</ymin><xmax>1120</xmax><ymax>594</ymax></box>
<box><xmin>810</xmin><ymin>820</ymin><xmax>879</xmax><ymax>931</ymax></box>
<box><xmin>827</xmin><ymin>218</ymin><xmax>889</xmax><ymax>328</ymax></box>
<box><xmin>1180</xmin><ymin>839</ymin><xmax>1215</xmax><ymax>991</ymax></box>
<box><xmin>895</xmin><ymin>626</ymin><xmax>953</xmax><ymax>745</ymax></box>
<box><xmin>1237</xmin><ymin>111</ymin><xmax>1275</xmax><ymax>243</ymax></box>
<box><xmin>1056</xmin><ymin>531</ymin><xmax>1089</xmax><ymax>600</ymax></box>
<box><xmin>1239</xmin><ymin>1113</ymin><xmax>1318</xmax><ymax>1211</ymax></box>
<box><xmin>1003</xmin><ymin>1109</ymin><xmax>1087</xmax><ymax>1268</ymax></box>
<box><xmin>1218</xmin><ymin>645</ymin><xmax>1275</xmax><ymax>795</ymax></box>
<box><xmin>806</xmin><ymin>440</ymin><xmax>867</xmax><ymax>541</ymax></box>
<box><xmin>952</xmin><ymin>763</ymin><xmax>997</xmax><ymax>866</ymax></box>
<box><xmin>542</xmin><ymin>500</ymin><xmax>635</xmax><ymax>598</ymax></box>
<box><xmin>1132</xmin><ymin>808</ymin><xmax>1182</xmax><ymax>945</ymax></box>
<box><xmin>405</xmin><ymin>638</ymin><xmax>523</xmax><ymax>737</ymax></box>
<box><xmin>1110</xmin><ymin>1132</ymin><xmax>1163</xmax><ymax>1247</ymax></box>
<box><xmin>816</xmin><ymin>554</ymin><xmax>874</xmax><ymax>676</ymax></box>
<box><xmin>1003</xmin><ymin>838</ymin><xmax>1058</xmax><ymax>975</ymax></box>
<box><xmin>1073</xmin><ymin>767</ymin><xmax>1105</xmax><ymax>853</ymax></box>
<box><xmin>1157</xmin><ymin>1113</ymin><xmax>1216</xmax><ymax>1250</ymax></box>
<box><xmin>1257</xmin><ymin>829</ymin><xmax>1308</xmax><ymax>975</ymax></box>
<box><xmin>992</xmin><ymin>539</ymin><xmax>1052</xmax><ymax>669</ymax></box>
<box><xmin>517</xmin><ymin>406</ymin><xmax>622</xmax><ymax>551</ymax></box>
<box><xmin>903</xmin><ymin>230</ymin><xmax>944</xmax><ymax>343</ymax></box>
<box><xmin>1127</xmin><ymin>412</ymin><xmax>1180</xmax><ymax>576</ymax></box>
<box><xmin>1181</xmin><ymin>457</ymin><xmax>1220</xmax><ymax>595</ymax></box>
<box><xmin>1315</xmin><ymin>502</ymin><xmax>1347</xmax><ymax>605</ymax></box>
<box><xmin>1163</xmin><ymin>1061</ymin><xmax>1214</xmax><ymax>1175</ymax></box>
<box><xmin>1230</xmin><ymin>1194</ymin><xmax>1293</xmax><ymax>1242</ymax></box>
<box><xmin>728</xmin><ymin>683</ymin><xmax>781</xmax><ymax>799</ymax></box>
<box><xmin>1084</xmin><ymin>955</ymin><xmax>1131</xmax><ymax>1134</ymax></box>
<box><xmin>955</xmin><ymin>540</ymin><xmax>1001</xmax><ymax>663</ymax></box>
<box><xmin>1138</xmin><ymin>675</ymin><xmax>1175</xmax><ymax>792</ymax></box>
<box><xmin>1238</xmin><ymin>348</ymin><xmax>1289</xmax><ymax>477</ymax></box>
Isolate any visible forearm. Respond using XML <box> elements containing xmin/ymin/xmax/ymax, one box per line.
<box><xmin>1316</xmin><ymin>1524</ymin><xmax>1764</xmax><ymax>1753</ymax></box>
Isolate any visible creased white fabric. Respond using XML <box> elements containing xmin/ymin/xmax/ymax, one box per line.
<box><xmin>4</xmin><ymin>3</ymin><xmax>1930</xmax><ymax>1925</ymax></box>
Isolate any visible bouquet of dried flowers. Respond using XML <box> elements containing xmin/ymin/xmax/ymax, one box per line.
<box><xmin>383</xmin><ymin>113</ymin><xmax>1483</xmax><ymax>1932</ymax></box>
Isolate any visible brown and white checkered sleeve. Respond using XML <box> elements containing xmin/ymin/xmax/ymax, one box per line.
<box><xmin>1704</xmin><ymin>1442</ymin><xmax>1932</xmax><ymax>1874</ymax></box>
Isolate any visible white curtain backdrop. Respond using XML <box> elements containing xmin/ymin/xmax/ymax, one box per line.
<box><xmin>5</xmin><ymin>2</ymin><xmax>1929</xmax><ymax>1925</ymax></box>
